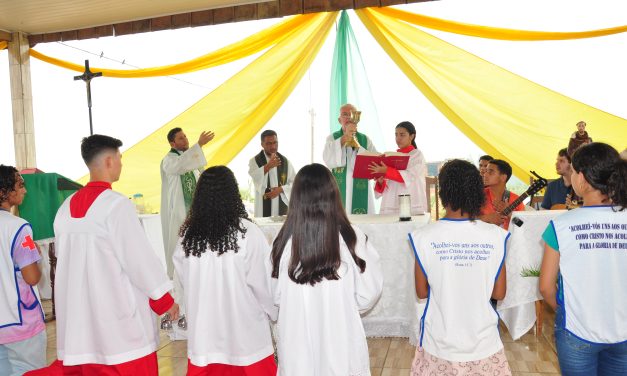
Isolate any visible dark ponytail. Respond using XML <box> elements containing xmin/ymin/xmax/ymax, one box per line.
<box><xmin>572</xmin><ymin>142</ymin><xmax>626</xmax><ymax>210</ymax></box>
<box><xmin>396</xmin><ymin>121</ymin><xmax>417</xmax><ymax>148</ymax></box>
<box><xmin>608</xmin><ymin>158</ymin><xmax>627</xmax><ymax>209</ymax></box>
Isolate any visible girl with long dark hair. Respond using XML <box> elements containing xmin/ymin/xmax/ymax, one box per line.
<box><xmin>270</xmin><ymin>163</ymin><xmax>383</xmax><ymax>375</ymax></box>
<box><xmin>540</xmin><ymin>143</ymin><xmax>627</xmax><ymax>375</ymax></box>
<box><xmin>173</xmin><ymin>166</ymin><xmax>277</xmax><ymax>375</ymax></box>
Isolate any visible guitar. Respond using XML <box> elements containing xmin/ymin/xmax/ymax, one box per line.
<box><xmin>501</xmin><ymin>174</ymin><xmax>548</xmax><ymax>216</ymax></box>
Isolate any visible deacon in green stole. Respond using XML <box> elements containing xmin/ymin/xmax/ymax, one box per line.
<box><xmin>254</xmin><ymin>150</ymin><xmax>289</xmax><ymax>217</ymax></box>
<box><xmin>248</xmin><ymin>130</ymin><xmax>297</xmax><ymax>218</ymax></box>
<box><xmin>160</xmin><ymin>127</ymin><xmax>213</xmax><ymax>277</ymax></box>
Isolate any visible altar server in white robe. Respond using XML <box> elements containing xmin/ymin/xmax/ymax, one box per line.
<box><xmin>269</xmin><ymin>163</ymin><xmax>383</xmax><ymax>376</ymax></box>
<box><xmin>30</xmin><ymin>135</ymin><xmax>179</xmax><ymax>375</ymax></box>
<box><xmin>173</xmin><ymin>166</ymin><xmax>277</xmax><ymax>375</ymax></box>
<box><xmin>371</xmin><ymin>121</ymin><xmax>428</xmax><ymax>215</ymax></box>
<box><xmin>323</xmin><ymin>103</ymin><xmax>378</xmax><ymax>214</ymax></box>
<box><xmin>248</xmin><ymin>130</ymin><xmax>296</xmax><ymax>217</ymax></box>
<box><xmin>160</xmin><ymin>127</ymin><xmax>214</xmax><ymax>278</ymax></box>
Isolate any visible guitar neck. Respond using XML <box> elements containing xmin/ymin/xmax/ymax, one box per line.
<box><xmin>501</xmin><ymin>192</ymin><xmax>528</xmax><ymax>216</ymax></box>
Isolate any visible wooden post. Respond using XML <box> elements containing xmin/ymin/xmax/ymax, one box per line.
<box><xmin>8</xmin><ymin>32</ymin><xmax>37</xmax><ymax>170</ymax></box>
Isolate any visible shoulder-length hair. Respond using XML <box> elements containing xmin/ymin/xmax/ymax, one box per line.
<box><xmin>179</xmin><ymin>166</ymin><xmax>248</xmax><ymax>257</ymax></box>
<box><xmin>270</xmin><ymin>163</ymin><xmax>366</xmax><ymax>285</ymax></box>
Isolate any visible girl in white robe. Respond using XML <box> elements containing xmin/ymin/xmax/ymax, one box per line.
<box><xmin>269</xmin><ymin>163</ymin><xmax>384</xmax><ymax>376</ymax></box>
<box><xmin>370</xmin><ymin>121</ymin><xmax>428</xmax><ymax>215</ymax></box>
<box><xmin>173</xmin><ymin>166</ymin><xmax>277</xmax><ymax>375</ymax></box>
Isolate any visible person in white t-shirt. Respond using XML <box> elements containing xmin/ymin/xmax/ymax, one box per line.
<box><xmin>540</xmin><ymin>142</ymin><xmax>627</xmax><ymax>376</ymax></box>
<box><xmin>409</xmin><ymin>159</ymin><xmax>511</xmax><ymax>375</ymax></box>
<box><xmin>173</xmin><ymin>166</ymin><xmax>277</xmax><ymax>375</ymax></box>
<box><xmin>370</xmin><ymin>121</ymin><xmax>428</xmax><ymax>215</ymax></box>
<box><xmin>269</xmin><ymin>163</ymin><xmax>383</xmax><ymax>376</ymax></box>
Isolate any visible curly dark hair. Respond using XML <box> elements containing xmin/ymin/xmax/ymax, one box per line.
<box><xmin>0</xmin><ymin>165</ymin><xmax>19</xmax><ymax>204</ymax></box>
<box><xmin>179</xmin><ymin>166</ymin><xmax>249</xmax><ymax>257</ymax></box>
<box><xmin>438</xmin><ymin>159</ymin><xmax>485</xmax><ymax>219</ymax></box>
<box><xmin>572</xmin><ymin>142</ymin><xmax>627</xmax><ymax>210</ymax></box>
<box><xmin>271</xmin><ymin>163</ymin><xmax>365</xmax><ymax>285</ymax></box>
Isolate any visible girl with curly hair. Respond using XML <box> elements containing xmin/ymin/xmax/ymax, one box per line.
<box><xmin>173</xmin><ymin>166</ymin><xmax>277</xmax><ymax>375</ymax></box>
<box><xmin>540</xmin><ymin>143</ymin><xmax>627</xmax><ymax>375</ymax></box>
<box><xmin>270</xmin><ymin>163</ymin><xmax>383</xmax><ymax>376</ymax></box>
<box><xmin>0</xmin><ymin>165</ymin><xmax>46</xmax><ymax>375</ymax></box>
<box><xmin>409</xmin><ymin>159</ymin><xmax>511</xmax><ymax>375</ymax></box>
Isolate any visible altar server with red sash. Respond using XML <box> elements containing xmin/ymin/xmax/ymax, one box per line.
<box><xmin>540</xmin><ymin>143</ymin><xmax>627</xmax><ymax>376</ymax></box>
<box><xmin>371</xmin><ymin>121</ymin><xmax>428</xmax><ymax>215</ymax></box>
<box><xmin>173</xmin><ymin>166</ymin><xmax>277</xmax><ymax>375</ymax></box>
<box><xmin>323</xmin><ymin>103</ymin><xmax>378</xmax><ymax>214</ymax></box>
<box><xmin>409</xmin><ymin>160</ymin><xmax>511</xmax><ymax>375</ymax></box>
<box><xmin>27</xmin><ymin>135</ymin><xmax>178</xmax><ymax>375</ymax></box>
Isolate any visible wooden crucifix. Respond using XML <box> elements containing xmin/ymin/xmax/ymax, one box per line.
<box><xmin>74</xmin><ymin>60</ymin><xmax>102</xmax><ymax>135</ymax></box>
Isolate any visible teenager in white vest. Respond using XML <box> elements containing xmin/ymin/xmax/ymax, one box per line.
<box><xmin>31</xmin><ymin>135</ymin><xmax>179</xmax><ymax>375</ymax></box>
<box><xmin>323</xmin><ymin>103</ymin><xmax>378</xmax><ymax>214</ymax></box>
<box><xmin>160</xmin><ymin>127</ymin><xmax>214</xmax><ymax>278</ymax></box>
<box><xmin>269</xmin><ymin>163</ymin><xmax>383</xmax><ymax>376</ymax></box>
<box><xmin>409</xmin><ymin>159</ymin><xmax>511</xmax><ymax>375</ymax></box>
<box><xmin>370</xmin><ymin>121</ymin><xmax>428</xmax><ymax>215</ymax></box>
<box><xmin>173</xmin><ymin>166</ymin><xmax>277</xmax><ymax>374</ymax></box>
<box><xmin>248</xmin><ymin>130</ymin><xmax>296</xmax><ymax>217</ymax></box>
<box><xmin>540</xmin><ymin>142</ymin><xmax>627</xmax><ymax>376</ymax></box>
<box><xmin>0</xmin><ymin>166</ymin><xmax>46</xmax><ymax>375</ymax></box>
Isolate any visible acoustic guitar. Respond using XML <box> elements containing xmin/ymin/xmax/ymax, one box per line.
<box><xmin>501</xmin><ymin>175</ymin><xmax>548</xmax><ymax>216</ymax></box>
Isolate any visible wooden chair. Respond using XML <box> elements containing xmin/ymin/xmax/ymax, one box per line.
<box><xmin>425</xmin><ymin>176</ymin><xmax>439</xmax><ymax>220</ymax></box>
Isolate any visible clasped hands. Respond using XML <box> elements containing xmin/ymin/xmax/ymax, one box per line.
<box><xmin>263</xmin><ymin>187</ymin><xmax>283</xmax><ymax>200</ymax></box>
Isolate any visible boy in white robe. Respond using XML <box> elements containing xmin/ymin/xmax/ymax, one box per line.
<box><xmin>173</xmin><ymin>166</ymin><xmax>277</xmax><ymax>374</ymax></box>
<box><xmin>28</xmin><ymin>135</ymin><xmax>178</xmax><ymax>376</ymax></box>
<box><xmin>160</xmin><ymin>127</ymin><xmax>214</xmax><ymax>278</ymax></box>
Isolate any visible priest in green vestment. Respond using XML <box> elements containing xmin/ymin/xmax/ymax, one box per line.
<box><xmin>160</xmin><ymin>127</ymin><xmax>214</xmax><ymax>278</ymax></box>
<box><xmin>323</xmin><ymin>104</ymin><xmax>378</xmax><ymax>214</ymax></box>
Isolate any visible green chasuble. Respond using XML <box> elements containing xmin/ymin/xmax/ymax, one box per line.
<box><xmin>170</xmin><ymin>148</ymin><xmax>199</xmax><ymax>211</ymax></box>
<box><xmin>331</xmin><ymin>130</ymin><xmax>369</xmax><ymax>214</ymax></box>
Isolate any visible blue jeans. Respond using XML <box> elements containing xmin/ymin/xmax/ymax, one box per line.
<box><xmin>0</xmin><ymin>330</ymin><xmax>47</xmax><ymax>376</ymax></box>
<box><xmin>555</xmin><ymin>308</ymin><xmax>627</xmax><ymax>376</ymax></box>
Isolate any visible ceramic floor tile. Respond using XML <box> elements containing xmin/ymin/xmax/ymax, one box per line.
<box><xmin>41</xmin><ymin>304</ymin><xmax>561</xmax><ymax>375</ymax></box>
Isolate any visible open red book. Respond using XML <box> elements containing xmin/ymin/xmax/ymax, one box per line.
<box><xmin>352</xmin><ymin>151</ymin><xmax>410</xmax><ymax>179</ymax></box>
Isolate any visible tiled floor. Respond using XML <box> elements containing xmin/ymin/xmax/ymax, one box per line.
<box><xmin>41</xmin><ymin>301</ymin><xmax>561</xmax><ymax>375</ymax></box>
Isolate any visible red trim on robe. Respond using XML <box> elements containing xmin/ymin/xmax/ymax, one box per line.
<box><xmin>149</xmin><ymin>292</ymin><xmax>174</xmax><ymax>315</ymax></box>
<box><xmin>24</xmin><ymin>352</ymin><xmax>158</xmax><ymax>376</ymax></box>
<box><xmin>70</xmin><ymin>181</ymin><xmax>112</xmax><ymax>218</ymax></box>
<box><xmin>187</xmin><ymin>354</ymin><xmax>277</xmax><ymax>376</ymax></box>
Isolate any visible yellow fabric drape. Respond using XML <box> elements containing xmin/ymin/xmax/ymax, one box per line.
<box><xmin>29</xmin><ymin>14</ymin><xmax>316</xmax><ymax>78</ymax></box>
<box><xmin>375</xmin><ymin>7</ymin><xmax>627</xmax><ymax>41</ymax></box>
<box><xmin>356</xmin><ymin>8</ymin><xmax>627</xmax><ymax>182</ymax></box>
<box><xmin>80</xmin><ymin>11</ymin><xmax>337</xmax><ymax>209</ymax></box>
<box><xmin>0</xmin><ymin>41</ymin><xmax>7</xmax><ymax>50</ymax></box>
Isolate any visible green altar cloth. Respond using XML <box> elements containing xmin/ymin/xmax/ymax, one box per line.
<box><xmin>19</xmin><ymin>173</ymin><xmax>81</xmax><ymax>240</ymax></box>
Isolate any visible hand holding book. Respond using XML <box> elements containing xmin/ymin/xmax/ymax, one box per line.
<box><xmin>353</xmin><ymin>151</ymin><xmax>410</xmax><ymax>179</ymax></box>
